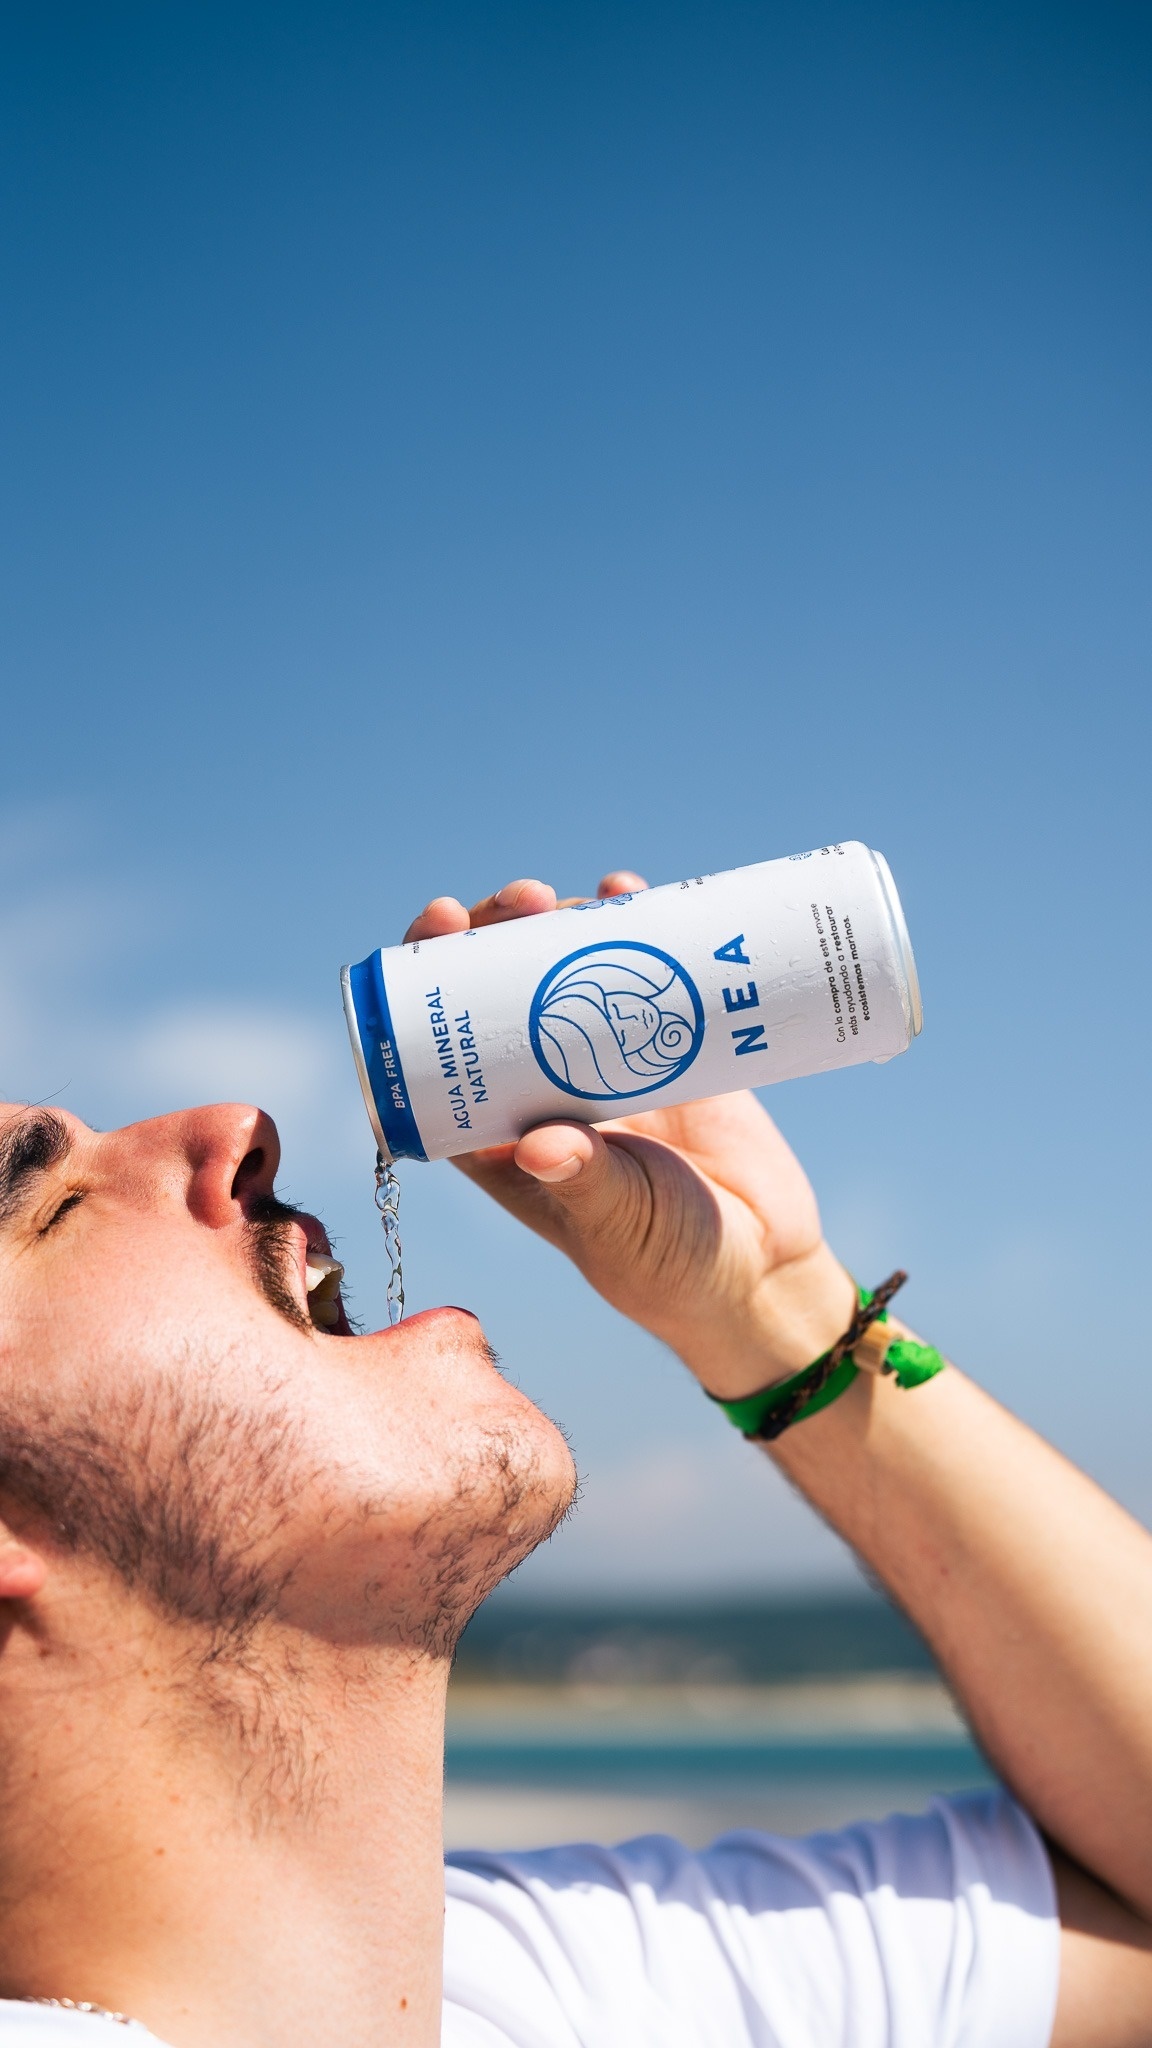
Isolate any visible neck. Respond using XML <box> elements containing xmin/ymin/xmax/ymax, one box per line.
<box><xmin>0</xmin><ymin>1580</ymin><xmax>451</xmax><ymax>2048</ymax></box>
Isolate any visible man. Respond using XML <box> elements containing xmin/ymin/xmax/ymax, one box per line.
<box><xmin>0</xmin><ymin>869</ymin><xmax>1149</xmax><ymax>2048</ymax></box>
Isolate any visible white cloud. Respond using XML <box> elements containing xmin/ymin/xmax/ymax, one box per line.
<box><xmin>516</xmin><ymin>1432</ymin><xmax>860</xmax><ymax>1593</ymax></box>
<box><xmin>111</xmin><ymin>1000</ymin><xmax>371</xmax><ymax>1200</ymax></box>
<box><xmin>121</xmin><ymin>1004</ymin><xmax>335</xmax><ymax>1117</ymax></box>
<box><xmin>0</xmin><ymin>885</ymin><xmax>137</xmax><ymax>1097</ymax></box>
<box><xmin>0</xmin><ymin>822</ymin><xmax>369</xmax><ymax>1197</ymax></box>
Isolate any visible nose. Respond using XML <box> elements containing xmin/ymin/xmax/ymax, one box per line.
<box><xmin>179</xmin><ymin>1104</ymin><xmax>284</xmax><ymax>1228</ymax></box>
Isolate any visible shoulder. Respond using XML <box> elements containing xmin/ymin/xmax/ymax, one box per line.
<box><xmin>443</xmin><ymin>1791</ymin><xmax>1058</xmax><ymax>2048</ymax></box>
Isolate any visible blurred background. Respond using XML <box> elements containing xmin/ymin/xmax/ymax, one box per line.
<box><xmin>1</xmin><ymin>0</ymin><xmax>1149</xmax><ymax>1843</ymax></box>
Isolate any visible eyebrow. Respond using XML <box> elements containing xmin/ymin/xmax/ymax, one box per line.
<box><xmin>0</xmin><ymin>1110</ymin><xmax>74</xmax><ymax>1229</ymax></box>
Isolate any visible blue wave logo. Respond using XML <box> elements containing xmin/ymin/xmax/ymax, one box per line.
<box><xmin>529</xmin><ymin>942</ymin><xmax>705</xmax><ymax>1101</ymax></box>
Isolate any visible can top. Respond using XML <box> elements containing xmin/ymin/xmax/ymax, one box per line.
<box><xmin>341</xmin><ymin>962</ymin><xmax>391</xmax><ymax>1160</ymax></box>
<box><xmin>870</xmin><ymin>848</ymin><xmax>923</xmax><ymax>1039</ymax></box>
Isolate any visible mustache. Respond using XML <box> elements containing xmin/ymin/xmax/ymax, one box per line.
<box><xmin>244</xmin><ymin>1193</ymin><xmax>314</xmax><ymax>1335</ymax></box>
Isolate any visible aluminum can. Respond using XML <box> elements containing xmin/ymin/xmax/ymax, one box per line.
<box><xmin>342</xmin><ymin>841</ymin><xmax>922</xmax><ymax>1163</ymax></box>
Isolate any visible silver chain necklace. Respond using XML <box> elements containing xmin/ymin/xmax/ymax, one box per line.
<box><xmin>22</xmin><ymin>1997</ymin><xmax>131</xmax><ymax>2026</ymax></box>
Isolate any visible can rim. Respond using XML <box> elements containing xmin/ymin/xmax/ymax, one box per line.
<box><xmin>340</xmin><ymin>962</ymin><xmax>393</xmax><ymax>1161</ymax></box>
<box><xmin>868</xmin><ymin>850</ymin><xmax>923</xmax><ymax>1039</ymax></box>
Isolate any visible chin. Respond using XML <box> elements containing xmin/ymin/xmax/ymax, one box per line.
<box><xmin>375</xmin><ymin>1403</ymin><xmax>576</xmax><ymax>1656</ymax></box>
<box><xmin>410</xmin><ymin>1327</ymin><xmax>579</xmax><ymax>1650</ymax></box>
<box><xmin>456</xmin><ymin>1413</ymin><xmax>576</xmax><ymax>1609</ymax></box>
<box><xmin>284</xmin><ymin>1304</ymin><xmax>578</xmax><ymax>1652</ymax></box>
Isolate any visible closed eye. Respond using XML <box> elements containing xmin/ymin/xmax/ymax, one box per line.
<box><xmin>38</xmin><ymin>1190</ymin><xmax>86</xmax><ymax>1236</ymax></box>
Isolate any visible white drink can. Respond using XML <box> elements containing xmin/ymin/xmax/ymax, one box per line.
<box><xmin>342</xmin><ymin>841</ymin><xmax>922</xmax><ymax>1163</ymax></box>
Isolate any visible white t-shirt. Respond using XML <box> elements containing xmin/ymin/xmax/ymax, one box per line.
<box><xmin>0</xmin><ymin>1791</ymin><xmax>1058</xmax><ymax>2048</ymax></box>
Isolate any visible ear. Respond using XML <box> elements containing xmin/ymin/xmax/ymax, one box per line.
<box><xmin>0</xmin><ymin>1521</ymin><xmax>46</xmax><ymax>1601</ymax></box>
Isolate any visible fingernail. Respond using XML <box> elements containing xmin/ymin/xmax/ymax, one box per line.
<box><xmin>495</xmin><ymin>882</ymin><xmax>522</xmax><ymax>909</ymax></box>
<box><xmin>529</xmin><ymin>1153</ymin><xmax>584</xmax><ymax>1184</ymax></box>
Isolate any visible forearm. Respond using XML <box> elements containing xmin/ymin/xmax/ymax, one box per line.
<box><xmin>768</xmin><ymin>1355</ymin><xmax>1152</xmax><ymax>1919</ymax></box>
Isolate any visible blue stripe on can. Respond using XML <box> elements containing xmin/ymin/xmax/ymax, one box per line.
<box><xmin>346</xmin><ymin>953</ymin><xmax>429</xmax><ymax>1162</ymax></box>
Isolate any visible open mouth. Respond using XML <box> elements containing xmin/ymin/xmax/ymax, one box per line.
<box><xmin>243</xmin><ymin>1194</ymin><xmax>357</xmax><ymax>1337</ymax></box>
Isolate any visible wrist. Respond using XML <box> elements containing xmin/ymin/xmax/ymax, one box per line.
<box><xmin>683</xmin><ymin>1243</ymin><xmax>857</xmax><ymax>1401</ymax></box>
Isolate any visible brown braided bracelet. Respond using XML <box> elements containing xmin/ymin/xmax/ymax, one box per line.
<box><xmin>744</xmin><ymin>1269</ymin><xmax>909</xmax><ymax>1441</ymax></box>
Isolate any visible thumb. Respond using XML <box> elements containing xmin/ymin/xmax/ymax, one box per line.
<box><xmin>513</xmin><ymin>1121</ymin><xmax>603</xmax><ymax>1187</ymax></box>
<box><xmin>512</xmin><ymin>1125</ymin><xmax>647</xmax><ymax>1248</ymax></box>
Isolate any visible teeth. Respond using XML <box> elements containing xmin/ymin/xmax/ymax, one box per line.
<box><xmin>305</xmin><ymin>1254</ymin><xmax>344</xmax><ymax>1330</ymax></box>
<box><xmin>305</xmin><ymin>1254</ymin><xmax>343</xmax><ymax>1293</ymax></box>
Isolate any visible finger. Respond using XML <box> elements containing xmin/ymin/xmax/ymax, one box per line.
<box><xmin>455</xmin><ymin>1120</ymin><xmax>661</xmax><ymax>1269</ymax></box>
<box><xmin>513</xmin><ymin>1121</ymin><xmax>600</xmax><ymax>1185</ymax></box>
<box><xmin>555</xmin><ymin>875</ymin><xmax>647</xmax><ymax>909</ymax></box>
<box><xmin>509</xmin><ymin>1120</ymin><xmax>653</xmax><ymax>1254</ymax></box>
<box><xmin>468</xmin><ymin>878</ymin><xmax>557</xmax><ymax>927</ymax></box>
<box><xmin>403</xmin><ymin>896</ymin><xmax>472</xmax><ymax>944</ymax></box>
<box><xmin>512</xmin><ymin>1120</ymin><xmax>645</xmax><ymax>1217</ymax></box>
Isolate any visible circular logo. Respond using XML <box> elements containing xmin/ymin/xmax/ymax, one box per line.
<box><xmin>529</xmin><ymin>941</ymin><xmax>705</xmax><ymax>1101</ymax></box>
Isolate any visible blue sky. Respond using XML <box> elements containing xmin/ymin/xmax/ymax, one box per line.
<box><xmin>2</xmin><ymin>0</ymin><xmax>1149</xmax><ymax>1589</ymax></box>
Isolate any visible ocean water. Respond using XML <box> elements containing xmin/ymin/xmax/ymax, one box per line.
<box><xmin>443</xmin><ymin>1693</ymin><xmax>990</xmax><ymax>1851</ymax></box>
<box><xmin>446</xmin><ymin>1593</ymin><xmax>989</xmax><ymax>1852</ymax></box>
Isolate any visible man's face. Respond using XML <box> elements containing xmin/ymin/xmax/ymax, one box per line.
<box><xmin>0</xmin><ymin>1099</ymin><xmax>575</xmax><ymax>1653</ymax></box>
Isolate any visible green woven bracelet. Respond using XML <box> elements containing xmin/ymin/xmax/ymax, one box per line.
<box><xmin>709</xmin><ymin>1273</ymin><xmax>947</xmax><ymax>1443</ymax></box>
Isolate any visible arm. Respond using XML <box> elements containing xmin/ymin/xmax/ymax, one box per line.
<box><xmin>771</xmin><ymin>1352</ymin><xmax>1152</xmax><ymax>1927</ymax></box>
<box><xmin>776</xmin><ymin>1357</ymin><xmax>1152</xmax><ymax>2048</ymax></box>
<box><xmin>407</xmin><ymin>874</ymin><xmax>1152</xmax><ymax>2044</ymax></box>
